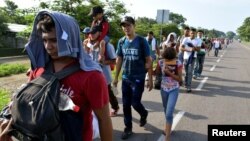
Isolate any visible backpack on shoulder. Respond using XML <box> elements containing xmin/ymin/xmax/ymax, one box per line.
<box><xmin>10</xmin><ymin>63</ymin><xmax>82</xmax><ymax>141</ymax></box>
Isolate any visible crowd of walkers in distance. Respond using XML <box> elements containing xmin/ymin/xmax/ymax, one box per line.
<box><xmin>81</xmin><ymin>6</ymin><xmax>232</xmax><ymax>141</ymax></box>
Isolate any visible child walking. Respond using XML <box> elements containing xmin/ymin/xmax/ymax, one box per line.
<box><xmin>155</xmin><ymin>47</ymin><xmax>183</xmax><ymax>141</ymax></box>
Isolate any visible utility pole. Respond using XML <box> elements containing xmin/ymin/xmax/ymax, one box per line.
<box><xmin>159</xmin><ymin>10</ymin><xmax>165</xmax><ymax>44</ymax></box>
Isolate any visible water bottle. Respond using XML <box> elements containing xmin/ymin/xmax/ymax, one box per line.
<box><xmin>59</xmin><ymin>93</ymin><xmax>80</xmax><ymax>112</ymax></box>
<box><xmin>87</xmin><ymin>42</ymin><xmax>94</xmax><ymax>50</ymax></box>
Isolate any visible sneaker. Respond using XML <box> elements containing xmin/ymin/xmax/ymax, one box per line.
<box><xmin>186</xmin><ymin>88</ymin><xmax>192</xmax><ymax>93</ymax></box>
<box><xmin>121</xmin><ymin>127</ymin><xmax>132</xmax><ymax>140</ymax></box>
<box><xmin>140</xmin><ymin>110</ymin><xmax>148</xmax><ymax>127</ymax></box>
<box><xmin>193</xmin><ymin>75</ymin><xmax>197</xmax><ymax>79</ymax></box>
<box><xmin>110</xmin><ymin>108</ymin><xmax>119</xmax><ymax>117</ymax></box>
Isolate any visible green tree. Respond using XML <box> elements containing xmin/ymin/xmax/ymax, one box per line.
<box><xmin>105</xmin><ymin>0</ymin><xmax>127</xmax><ymax>21</ymax></box>
<box><xmin>237</xmin><ymin>17</ymin><xmax>250</xmax><ymax>41</ymax></box>
<box><xmin>4</xmin><ymin>0</ymin><xmax>18</xmax><ymax>16</ymax></box>
<box><xmin>169</xmin><ymin>12</ymin><xmax>187</xmax><ymax>25</ymax></box>
<box><xmin>135</xmin><ymin>21</ymin><xmax>181</xmax><ymax>43</ymax></box>
<box><xmin>137</xmin><ymin>17</ymin><xmax>157</xmax><ymax>25</ymax></box>
<box><xmin>0</xmin><ymin>8</ymin><xmax>8</xmax><ymax>47</ymax></box>
<box><xmin>135</xmin><ymin>17</ymin><xmax>157</xmax><ymax>36</ymax></box>
<box><xmin>226</xmin><ymin>31</ymin><xmax>236</xmax><ymax>40</ymax></box>
<box><xmin>96</xmin><ymin>0</ymin><xmax>128</xmax><ymax>45</ymax></box>
<box><xmin>206</xmin><ymin>29</ymin><xmax>225</xmax><ymax>38</ymax></box>
<box><xmin>50</xmin><ymin>0</ymin><xmax>83</xmax><ymax>16</ymax></box>
<box><xmin>2</xmin><ymin>0</ymin><xmax>35</xmax><ymax>24</ymax></box>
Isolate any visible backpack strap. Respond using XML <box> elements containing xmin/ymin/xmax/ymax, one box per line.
<box><xmin>54</xmin><ymin>63</ymin><xmax>81</xmax><ymax>80</ymax></box>
<box><xmin>119</xmin><ymin>36</ymin><xmax>126</xmax><ymax>49</ymax></box>
<box><xmin>137</xmin><ymin>35</ymin><xmax>146</xmax><ymax>62</ymax></box>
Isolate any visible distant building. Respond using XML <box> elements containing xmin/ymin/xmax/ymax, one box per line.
<box><xmin>2</xmin><ymin>23</ymin><xmax>28</xmax><ymax>48</ymax></box>
<box><xmin>7</xmin><ymin>23</ymin><xmax>28</xmax><ymax>33</ymax></box>
<box><xmin>156</xmin><ymin>9</ymin><xmax>169</xmax><ymax>24</ymax></box>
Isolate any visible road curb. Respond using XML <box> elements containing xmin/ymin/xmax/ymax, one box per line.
<box><xmin>0</xmin><ymin>55</ymin><xmax>28</xmax><ymax>60</ymax></box>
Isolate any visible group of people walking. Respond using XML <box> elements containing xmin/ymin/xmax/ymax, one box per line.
<box><xmin>1</xmin><ymin>5</ymin><xmax>230</xmax><ymax>141</ymax></box>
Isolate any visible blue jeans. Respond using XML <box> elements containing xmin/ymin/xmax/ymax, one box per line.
<box><xmin>122</xmin><ymin>78</ymin><xmax>147</xmax><ymax>128</ymax></box>
<box><xmin>194</xmin><ymin>54</ymin><xmax>205</xmax><ymax>77</ymax></box>
<box><xmin>184</xmin><ymin>59</ymin><xmax>195</xmax><ymax>89</ymax></box>
<box><xmin>161</xmin><ymin>88</ymin><xmax>179</xmax><ymax>124</ymax></box>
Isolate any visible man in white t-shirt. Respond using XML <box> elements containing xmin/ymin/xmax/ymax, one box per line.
<box><xmin>213</xmin><ymin>38</ymin><xmax>220</xmax><ymax>57</ymax></box>
<box><xmin>177</xmin><ymin>26</ymin><xmax>190</xmax><ymax>64</ymax></box>
<box><xmin>193</xmin><ymin>30</ymin><xmax>207</xmax><ymax>79</ymax></box>
<box><xmin>181</xmin><ymin>28</ymin><xmax>201</xmax><ymax>93</ymax></box>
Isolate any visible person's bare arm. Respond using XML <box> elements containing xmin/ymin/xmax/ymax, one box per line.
<box><xmin>194</xmin><ymin>43</ymin><xmax>201</xmax><ymax>51</ymax></box>
<box><xmin>145</xmin><ymin>56</ymin><xmax>153</xmax><ymax>91</ymax></box>
<box><xmin>98</xmin><ymin>40</ymin><xmax>106</xmax><ymax>63</ymax></box>
<box><xmin>181</xmin><ymin>44</ymin><xmax>187</xmax><ymax>52</ymax></box>
<box><xmin>175</xmin><ymin>42</ymin><xmax>180</xmax><ymax>53</ymax></box>
<box><xmin>93</xmin><ymin>104</ymin><xmax>113</xmax><ymax>141</ymax></box>
<box><xmin>103</xmin><ymin>59</ymin><xmax>116</xmax><ymax>65</ymax></box>
<box><xmin>164</xmin><ymin>66</ymin><xmax>182</xmax><ymax>82</ymax></box>
<box><xmin>83</xmin><ymin>39</ymin><xmax>90</xmax><ymax>53</ymax></box>
<box><xmin>113</xmin><ymin>56</ymin><xmax>122</xmax><ymax>87</ymax></box>
<box><xmin>156</xmin><ymin>45</ymin><xmax>160</xmax><ymax>57</ymax></box>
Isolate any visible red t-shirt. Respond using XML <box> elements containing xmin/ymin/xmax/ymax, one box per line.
<box><xmin>91</xmin><ymin>19</ymin><xmax>109</xmax><ymax>42</ymax></box>
<box><xmin>29</xmin><ymin>65</ymin><xmax>109</xmax><ymax>141</ymax></box>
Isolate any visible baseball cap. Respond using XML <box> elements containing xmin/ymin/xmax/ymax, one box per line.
<box><xmin>82</xmin><ymin>27</ymin><xmax>91</xmax><ymax>34</ymax></box>
<box><xmin>120</xmin><ymin>16</ymin><xmax>135</xmax><ymax>26</ymax></box>
<box><xmin>88</xmin><ymin>6</ymin><xmax>104</xmax><ymax>17</ymax></box>
<box><xmin>89</xmin><ymin>26</ymin><xmax>102</xmax><ymax>34</ymax></box>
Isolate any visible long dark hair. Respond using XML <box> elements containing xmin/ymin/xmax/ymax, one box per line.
<box><xmin>37</xmin><ymin>14</ymin><xmax>55</xmax><ymax>33</ymax></box>
<box><xmin>161</xmin><ymin>47</ymin><xmax>176</xmax><ymax>60</ymax></box>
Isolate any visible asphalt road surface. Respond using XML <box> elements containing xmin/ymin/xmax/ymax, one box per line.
<box><xmin>98</xmin><ymin>41</ymin><xmax>250</xmax><ymax>141</ymax></box>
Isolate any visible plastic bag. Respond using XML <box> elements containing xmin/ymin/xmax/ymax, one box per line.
<box><xmin>92</xmin><ymin>112</ymin><xmax>100</xmax><ymax>139</ymax></box>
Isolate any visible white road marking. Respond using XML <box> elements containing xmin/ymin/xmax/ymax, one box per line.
<box><xmin>172</xmin><ymin>111</ymin><xmax>185</xmax><ymax>130</ymax></box>
<box><xmin>157</xmin><ymin>135</ymin><xmax>165</xmax><ymax>141</ymax></box>
<box><xmin>157</xmin><ymin>111</ymin><xmax>185</xmax><ymax>141</ymax></box>
<box><xmin>195</xmin><ymin>77</ymin><xmax>208</xmax><ymax>91</ymax></box>
<box><xmin>210</xmin><ymin>65</ymin><xmax>216</xmax><ymax>71</ymax></box>
<box><xmin>220</xmin><ymin>54</ymin><xmax>223</xmax><ymax>58</ymax></box>
<box><xmin>216</xmin><ymin>58</ymin><xmax>220</xmax><ymax>63</ymax></box>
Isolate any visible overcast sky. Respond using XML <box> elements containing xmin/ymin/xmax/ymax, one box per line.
<box><xmin>1</xmin><ymin>0</ymin><xmax>249</xmax><ymax>33</ymax></box>
<box><xmin>121</xmin><ymin>0</ymin><xmax>250</xmax><ymax>33</ymax></box>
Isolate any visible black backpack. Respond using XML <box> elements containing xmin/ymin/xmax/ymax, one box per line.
<box><xmin>10</xmin><ymin>63</ymin><xmax>82</xmax><ymax>141</ymax></box>
<box><xmin>154</xmin><ymin>70</ymin><xmax>162</xmax><ymax>90</ymax></box>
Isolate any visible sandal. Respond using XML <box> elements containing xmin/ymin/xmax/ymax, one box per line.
<box><xmin>110</xmin><ymin>108</ymin><xmax>119</xmax><ymax>117</ymax></box>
